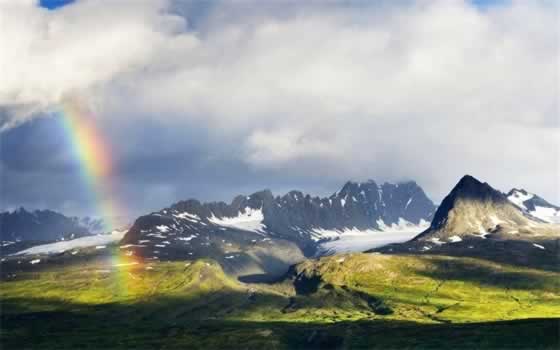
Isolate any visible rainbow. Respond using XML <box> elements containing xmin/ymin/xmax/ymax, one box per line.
<box><xmin>57</xmin><ymin>97</ymin><xmax>125</xmax><ymax>232</ymax></box>
<box><xmin>56</xmin><ymin>97</ymin><xmax>147</xmax><ymax>296</ymax></box>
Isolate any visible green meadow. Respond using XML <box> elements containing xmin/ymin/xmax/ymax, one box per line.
<box><xmin>1</xmin><ymin>252</ymin><xmax>559</xmax><ymax>349</ymax></box>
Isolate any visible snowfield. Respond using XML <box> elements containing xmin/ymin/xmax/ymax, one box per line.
<box><xmin>310</xmin><ymin>218</ymin><xmax>429</xmax><ymax>242</ymax></box>
<box><xmin>208</xmin><ymin>207</ymin><xmax>266</xmax><ymax>234</ymax></box>
<box><xmin>507</xmin><ymin>191</ymin><xmax>534</xmax><ymax>210</ymax></box>
<box><xmin>317</xmin><ymin>230</ymin><xmax>421</xmax><ymax>255</ymax></box>
<box><xmin>531</xmin><ymin>206</ymin><xmax>560</xmax><ymax>224</ymax></box>
<box><xmin>12</xmin><ymin>230</ymin><xmax>127</xmax><ymax>256</ymax></box>
<box><xmin>315</xmin><ymin>219</ymin><xmax>429</xmax><ymax>255</ymax></box>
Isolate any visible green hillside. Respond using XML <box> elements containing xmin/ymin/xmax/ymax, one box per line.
<box><xmin>1</xmin><ymin>252</ymin><xmax>559</xmax><ymax>349</ymax></box>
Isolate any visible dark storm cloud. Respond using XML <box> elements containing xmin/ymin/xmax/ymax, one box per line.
<box><xmin>0</xmin><ymin>114</ymin><xmax>339</xmax><ymax>217</ymax></box>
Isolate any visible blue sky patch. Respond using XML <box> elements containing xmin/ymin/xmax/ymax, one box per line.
<box><xmin>39</xmin><ymin>0</ymin><xmax>75</xmax><ymax>10</ymax></box>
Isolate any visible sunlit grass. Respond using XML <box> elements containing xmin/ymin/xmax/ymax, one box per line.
<box><xmin>1</xmin><ymin>253</ymin><xmax>559</xmax><ymax>348</ymax></box>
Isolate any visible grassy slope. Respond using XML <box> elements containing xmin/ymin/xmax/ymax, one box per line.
<box><xmin>1</xmin><ymin>253</ymin><xmax>559</xmax><ymax>349</ymax></box>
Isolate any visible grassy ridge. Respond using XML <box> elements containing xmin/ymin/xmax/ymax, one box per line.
<box><xmin>1</xmin><ymin>253</ymin><xmax>559</xmax><ymax>349</ymax></box>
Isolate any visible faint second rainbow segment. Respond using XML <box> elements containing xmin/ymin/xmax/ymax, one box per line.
<box><xmin>54</xmin><ymin>96</ymin><xmax>127</xmax><ymax>233</ymax></box>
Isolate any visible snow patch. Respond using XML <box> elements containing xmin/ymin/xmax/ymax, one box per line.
<box><xmin>404</xmin><ymin>197</ymin><xmax>413</xmax><ymax>210</ymax></box>
<box><xmin>429</xmin><ymin>238</ymin><xmax>445</xmax><ymax>245</ymax></box>
<box><xmin>532</xmin><ymin>243</ymin><xmax>545</xmax><ymax>250</ymax></box>
<box><xmin>120</xmin><ymin>244</ymin><xmax>146</xmax><ymax>249</ymax></box>
<box><xmin>376</xmin><ymin>218</ymin><xmax>430</xmax><ymax>233</ymax></box>
<box><xmin>174</xmin><ymin>212</ymin><xmax>200</xmax><ymax>223</ymax></box>
<box><xmin>475</xmin><ymin>222</ymin><xmax>489</xmax><ymax>239</ymax></box>
<box><xmin>176</xmin><ymin>235</ymin><xmax>197</xmax><ymax>241</ymax></box>
<box><xmin>316</xmin><ymin>230</ymin><xmax>420</xmax><ymax>255</ymax></box>
<box><xmin>449</xmin><ymin>235</ymin><xmax>462</xmax><ymax>243</ymax></box>
<box><xmin>147</xmin><ymin>233</ymin><xmax>166</xmax><ymax>239</ymax></box>
<box><xmin>530</xmin><ymin>206</ymin><xmax>560</xmax><ymax>224</ymax></box>
<box><xmin>30</xmin><ymin>259</ymin><xmax>41</xmax><ymax>265</ymax></box>
<box><xmin>156</xmin><ymin>225</ymin><xmax>170</xmax><ymax>233</ymax></box>
<box><xmin>209</xmin><ymin>207</ymin><xmax>265</xmax><ymax>234</ymax></box>
<box><xmin>507</xmin><ymin>190</ymin><xmax>534</xmax><ymax>210</ymax></box>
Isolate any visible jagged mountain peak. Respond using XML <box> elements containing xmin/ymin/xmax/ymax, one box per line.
<box><xmin>416</xmin><ymin>175</ymin><xmax>556</xmax><ymax>243</ymax></box>
<box><xmin>282</xmin><ymin>190</ymin><xmax>305</xmax><ymax>200</ymax></box>
<box><xmin>333</xmin><ymin>179</ymin><xmax>422</xmax><ymax>199</ymax></box>
<box><xmin>446</xmin><ymin>175</ymin><xmax>507</xmax><ymax>203</ymax></box>
<box><xmin>231</xmin><ymin>189</ymin><xmax>274</xmax><ymax>211</ymax></box>
<box><xmin>427</xmin><ymin>175</ymin><xmax>514</xmax><ymax>233</ymax></box>
<box><xmin>506</xmin><ymin>188</ymin><xmax>560</xmax><ymax>223</ymax></box>
<box><xmin>507</xmin><ymin>188</ymin><xmax>530</xmax><ymax>197</ymax></box>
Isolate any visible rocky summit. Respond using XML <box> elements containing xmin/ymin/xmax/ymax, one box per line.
<box><xmin>377</xmin><ymin>175</ymin><xmax>559</xmax><ymax>270</ymax></box>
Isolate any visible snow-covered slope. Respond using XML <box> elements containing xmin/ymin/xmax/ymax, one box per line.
<box><xmin>317</xmin><ymin>231</ymin><xmax>420</xmax><ymax>256</ymax></box>
<box><xmin>12</xmin><ymin>230</ymin><xmax>127</xmax><ymax>256</ymax></box>
<box><xmin>316</xmin><ymin>219</ymin><xmax>428</xmax><ymax>255</ymax></box>
<box><xmin>507</xmin><ymin>189</ymin><xmax>560</xmax><ymax>224</ymax></box>
<box><xmin>310</xmin><ymin>218</ymin><xmax>429</xmax><ymax>242</ymax></box>
<box><xmin>208</xmin><ymin>207</ymin><xmax>266</xmax><ymax>234</ymax></box>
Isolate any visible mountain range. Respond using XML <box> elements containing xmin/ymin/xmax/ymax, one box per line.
<box><xmin>3</xmin><ymin>175</ymin><xmax>558</xmax><ymax>275</ymax></box>
<box><xmin>119</xmin><ymin>180</ymin><xmax>435</xmax><ymax>279</ymax></box>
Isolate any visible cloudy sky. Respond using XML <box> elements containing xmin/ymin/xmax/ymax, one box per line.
<box><xmin>0</xmin><ymin>0</ymin><xmax>558</xmax><ymax>220</ymax></box>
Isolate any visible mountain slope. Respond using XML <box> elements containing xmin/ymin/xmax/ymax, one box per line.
<box><xmin>376</xmin><ymin>175</ymin><xmax>559</xmax><ymax>270</ymax></box>
<box><xmin>2</xmin><ymin>254</ymin><xmax>559</xmax><ymax>349</ymax></box>
<box><xmin>507</xmin><ymin>188</ymin><xmax>560</xmax><ymax>224</ymax></box>
<box><xmin>415</xmin><ymin>175</ymin><xmax>536</xmax><ymax>241</ymax></box>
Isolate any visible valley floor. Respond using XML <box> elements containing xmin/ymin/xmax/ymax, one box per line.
<box><xmin>1</xmin><ymin>252</ymin><xmax>559</xmax><ymax>349</ymax></box>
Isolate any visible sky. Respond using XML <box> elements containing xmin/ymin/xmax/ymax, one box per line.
<box><xmin>0</xmin><ymin>0</ymin><xmax>558</xmax><ymax>220</ymax></box>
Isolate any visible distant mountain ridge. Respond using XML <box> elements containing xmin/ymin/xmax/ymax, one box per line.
<box><xmin>121</xmin><ymin>179</ymin><xmax>436</xmax><ymax>256</ymax></box>
<box><xmin>0</xmin><ymin>207</ymin><xmax>103</xmax><ymax>243</ymax></box>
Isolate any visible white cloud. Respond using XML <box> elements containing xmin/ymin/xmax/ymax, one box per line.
<box><xmin>0</xmin><ymin>0</ymin><xmax>558</xmax><ymax>203</ymax></box>
<box><xmin>0</xmin><ymin>0</ymin><xmax>185</xmax><ymax>128</ymax></box>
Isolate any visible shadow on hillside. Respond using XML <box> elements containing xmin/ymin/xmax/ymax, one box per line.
<box><xmin>377</xmin><ymin>237</ymin><xmax>560</xmax><ymax>273</ymax></box>
<box><xmin>411</xmin><ymin>256</ymin><xmax>558</xmax><ymax>291</ymax></box>
<box><xmin>1</xmin><ymin>293</ymin><xmax>559</xmax><ymax>350</ymax></box>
